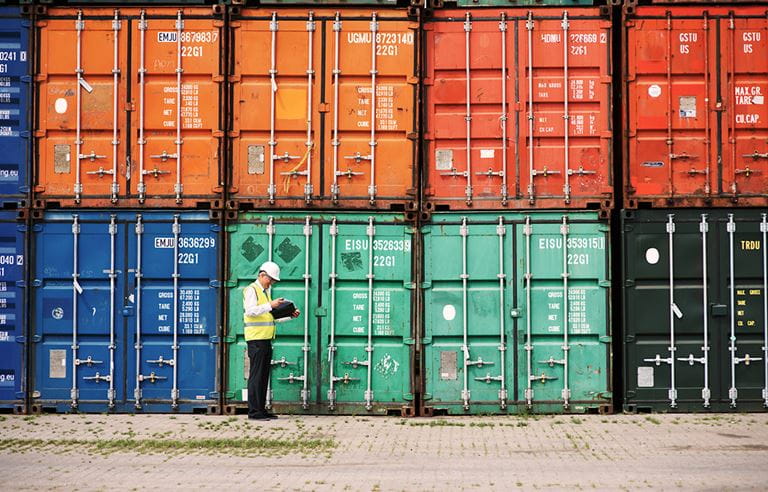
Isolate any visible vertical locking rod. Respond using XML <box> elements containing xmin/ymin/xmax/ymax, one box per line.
<box><xmin>174</xmin><ymin>11</ymin><xmax>184</xmax><ymax>204</ymax></box>
<box><xmin>265</xmin><ymin>216</ymin><xmax>275</xmax><ymax>409</ymax></box>
<box><xmin>110</xmin><ymin>10</ymin><xmax>120</xmax><ymax>203</ymax></box>
<box><xmin>137</xmin><ymin>11</ymin><xmax>147</xmax><ymax>202</ymax></box>
<box><xmin>524</xmin><ymin>216</ymin><xmax>533</xmax><ymax>406</ymax></box>
<box><xmin>331</xmin><ymin>14</ymin><xmax>342</xmax><ymax>202</ymax></box>
<box><xmin>700</xmin><ymin>215</ymin><xmax>711</xmax><ymax>407</ymax></box>
<box><xmin>463</xmin><ymin>13</ymin><xmax>472</xmax><ymax>205</ymax></box>
<box><xmin>561</xmin><ymin>216</ymin><xmax>571</xmax><ymax>408</ymax></box>
<box><xmin>562</xmin><ymin>13</ymin><xmax>571</xmax><ymax>203</ymax></box>
<box><xmin>74</xmin><ymin>12</ymin><xmax>84</xmax><ymax>203</ymax></box>
<box><xmin>526</xmin><ymin>12</ymin><xmax>535</xmax><ymax>203</ymax></box>
<box><xmin>667</xmin><ymin>214</ymin><xmax>678</xmax><ymax>408</ymax></box>
<box><xmin>665</xmin><ymin>13</ymin><xmax>675</xmax><ymax>199</ymax></box>
<box><xmin>171</xmin><ymin>215</ymin><xmax>180</xmax><ymax>408</ymax></box>
<box><xmin>499</xmin><ymin>14</ymin><xmax>508</xmax><ymax>205</ymax></box>
<box><xmin>70</xmin><ymin>215</ymin><xmax>80</xmax><ymax>407</ymax></box>
<box><xmin>368</xmin><ymin>14</ymin><xmax>378</xmax><ymax>205</ymax></box>
<box><xmin>460</xmin><ymin>217</ymin><xmax>470</xmax><ymax>409</ymax></box>
<box><xmin>327</xmin><ymin>218</ymin><xmax>338</xmax><ymax>409</ymax></box>
<box><xmin>728</xmin><ymin>214</ymin><xmax>738</xmax><ymax>406</ymax></box>
<box><xmin>497</xmin><ymin>217</ymin><xmax>507</xmax><ymax>408</ymax></box>
<box><xmin>304</xmin><ymin>14</ymin><xmax>315</xmax><ymax>203</ymax></box>
<box><xmin>268</xmin><ymin>13</ymin><xmax>278</xmax><ymax>203</ymax></box>
<box><xmin>134</xmin><ymin>215</ymin><xmax>144</xmax><ymax>408</ymax></box>
<box><xmin>301</xmin><ymin>217</ymin><xmax>312</xmax><ymax>409</ymax></box>
<box><xmin>108</xmin><ymin>215</ymin><xmax>117</xmax><ymax>408</ymax></box>
<box><xmin>364</xmin><ymin>217</ymin><xmax>375</xmax><ymax>409</ymax></box>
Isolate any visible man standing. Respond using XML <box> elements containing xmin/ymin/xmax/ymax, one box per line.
<box><xmin>243</xmin><ymin>261</ymin><xmax>299</xmax><ymax>420</ymax></box>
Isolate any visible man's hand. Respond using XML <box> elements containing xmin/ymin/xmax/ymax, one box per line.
<box><xmin>291</xmin><ymin>310</ymin><xmax>300</xmax><ymax>319</ymax></box>
<box><xmin>270</xmin><ymin>298</ymin><xmax>285</xmax><ymax>309</ymax></box>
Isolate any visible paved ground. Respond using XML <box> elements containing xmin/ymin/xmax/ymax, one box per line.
<box><xmin>1</xmin><ymin>412</ymin><xmax>767</xmax><ymax>491</ymax></box>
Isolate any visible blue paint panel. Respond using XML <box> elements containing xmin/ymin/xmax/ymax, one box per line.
<box><xmin>32</xmin><ymin>211</ymin><xmax>220</xmax><ymax>413</ymax></box>
<box><xmin>0</xmin><ymin>211</ymin><xmax>26</xmax><ymax>409</ymax></box>
<box><xmin>0</xmin><ymin>8</ymin><xmax>30</xmax><ymax>207</ymax></box>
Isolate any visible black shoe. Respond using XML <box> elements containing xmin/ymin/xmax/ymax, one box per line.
<box><xmin>248</xmin><ymin>414</ymin><xmax>271</xmax><ymax>421</ymax></box>
<box><xmin>264</xmin><ymin>413</ymin><xmax>278</xmax><ymax>419</ymax></box>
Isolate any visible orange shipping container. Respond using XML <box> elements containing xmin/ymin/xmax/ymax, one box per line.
<box><xmin>423</xmin><ymin>8</ymin><xmax>613</xmax><ymax>213</ymax></box>
<box><xmin>227</xmin><ymin>8</ymin><xmax>418</xmax><ymax>211</ymax></box>
<box><xmin>34</xmin><ymin>6</ymin><xmax>225</xmax><ymax>208</ymax></box>
<box><xmin>625</xmin><ymin>6</ymin><xmax>768</xmax><ymax>208</ymax></box>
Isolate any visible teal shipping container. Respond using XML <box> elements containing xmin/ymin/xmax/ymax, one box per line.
<box><xmin>421</xmin><ymin>211</ymin><xmax>612</xmax><ymax>415</ymax></box>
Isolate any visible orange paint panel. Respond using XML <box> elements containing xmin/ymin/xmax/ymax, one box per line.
<box><xmin>35</xmin><ymin>7</ymin><xmax>224</xmax><ymax>208</ymax></box>
<box><xmin>424</xmin><ymin>9</ymin><xmax>613</xmax><ymax>211</ymax></box>
<box><xmin>625</xmin><ymin>6</ymin><xmax>768</xmax><ymax>208</ymax></box>
<box><xmin>228</xmin><ymin>8</ymin><xmax>417</xmax><ymax>210</ymax></box>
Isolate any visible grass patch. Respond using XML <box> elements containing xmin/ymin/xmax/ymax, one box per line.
<box><xmin>408</xmin><ymin>419</ymin><xmax>466</xmax><ymax>427</ymax></box>
<box><xmin>645</xmin><ymin>416</ymin><xmax>661</xmax><ymax>425</ymax></box>
<box><xmin>0</xmin><ymin>437</ymin><xmax>336</xmax><ymax>457</ymax></box>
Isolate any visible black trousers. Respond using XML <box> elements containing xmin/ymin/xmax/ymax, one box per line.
<box><xmin>247</xmin><ymin>339</ymin><xmax>272</xmax><ymax>417</ymax></box>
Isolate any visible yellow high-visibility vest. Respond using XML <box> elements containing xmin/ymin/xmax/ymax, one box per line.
<box><xmin>243</xmin><ymin>282</ymin><xmax>275</xmax><ymax>341</ymax></box>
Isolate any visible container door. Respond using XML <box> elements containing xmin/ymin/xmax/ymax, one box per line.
<box><xmin>722</xmin><ymin>14</ymin><xmax>768</xmax><ymax>199</ymax></box>
<box><xmin>327</xmin><ymin>15</ymin><xmax>416</xmax><ymax>206</ymax></box>
<box><xmin>32</xmin><ymin>213</ymin><xmax>125</xmax><ymax>411</ymax></box>
<box><xmin>0</xmin><ymin>9</ymin><xmax>30</xmax><ymax>206</ymax></box>
<box><xmin>226</xmin><ymin>215</ymin><xmax>320</xmax><ymax>411</ymax></box>
<box><xmin>626</xmin><ymin>12</ymin><xmax>715</xmax><ymax>202</ymax></box>
<box><xmin>422</xmin><ymin>216</ymin><xmax>515</xmax><ymax>413</ymax></box>
<box><xmin>320</xmin><ymin>217</ymin><xmax>413</xmax><ymax>412</ymax></box>
<box><xmin>229</xmin><ymin>13</ymin><xmax>322</xmax><ymax>205</ymax></box>
<box><xmin>36</xmin><ymin>12</ymin><xmax>127</xmax><ymax>204</ymax></box>
<box><xmin>516</xmin><ymin>215</ymin><xmax>610</xmax><ymax>410</ymax></box>
<box><xmin>718</xmin><ymin>213</ymin><xmax>766</xmax><ymax>407</ymax></box>
<box><xmin>518</xmin><ymin>13</ymin><xmax>612</xmax><ymax>207</ymax></box>
<box><xmin>127</xmin><ymin>213</ymin><xmax>219</xmax><ymax>411</ymax></box>
<box><xmin>0</xmin><ymin>215</ymin><xmax>25</xmax><ymax>409</ymax></box>
<box><xmin>130</xmin><ymin>12</ymin><xmax>223</xmax><ymax>205</ymax></box>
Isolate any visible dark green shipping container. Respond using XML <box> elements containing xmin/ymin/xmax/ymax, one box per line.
<box><xmin>421</xmin><ymin>212</ymin><xmax>612</xmax><ymax>415</ymax></box>
<box><xmin>224</xmin><ymin>212</ymin><xmax>415</xmax><ymax>415</ymax></box>
<box><xmin>623</xmin><ymin>209</ymin><xmax>768</xmax><ymax>413</ymax></box>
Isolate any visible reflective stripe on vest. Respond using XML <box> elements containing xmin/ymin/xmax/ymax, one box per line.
<box><xmin>243</xmin><ymin>282</ymin><xmax>275</xmax><ymax>341</ymax></box>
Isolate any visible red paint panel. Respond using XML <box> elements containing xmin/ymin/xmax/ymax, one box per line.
<box><xmin>424</xmin><ymin>8</ymin><xmax>613</xmax><ymax>211</ymax></box>
<box><xmin>625</xmin><ymin>6</ymin><xmax>768</xmax><ymax>208</ymax></box>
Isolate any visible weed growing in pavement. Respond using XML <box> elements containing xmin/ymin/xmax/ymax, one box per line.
<box><xmin>645</xmin><ymin>416</ymin><xmax>661</xmax><ymax>425</ymax></box>
<box><xmin>469</xmin><ymin>422</ymin><xmax>495</xmax><ymax>428</ymax></box>
<box><xmin>408</xmin><ymin>419</ymin><xmax>466</xmax><ymax>427</ymax></box>
<box><xmin>571</xmin><ymin>417</ymin><xmax>583</xmax><ymax>425</ymax></box>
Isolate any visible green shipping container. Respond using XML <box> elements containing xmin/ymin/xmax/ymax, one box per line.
<box><xmin>224</xmin><ymin>212</ymin><xmax>415</xmax><ymax>415</ymax></box>
<box><xmin>623</xmin><ymin>209</ymin><xmax>768</xmax><ymax>413</ymax></box>
<box><xmin>421</xmin><ymin>212</ymin><xmax>612</xmax><ymax>415</ymax></box>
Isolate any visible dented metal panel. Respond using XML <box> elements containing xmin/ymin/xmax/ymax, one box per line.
<box><xmin>623</xmin><ymin>209</ymin><xmax>768</xmax><ymax>412</ymax></box>
<box><xmin>34</xmin><ymin>7</ymin><xmax>224</xmax><ymax>208</ymax></box>
<box><xmin>224</xmin><ymin>212</ymin><xmax>414</xmax><ymax>414</ymax></box>
<box><xmin>227</xmin><ymin>8</ymin><xmax>418</xmax><ymax>211</ymax></box>
<box><xmin>423</xmin><ymin>8</ymin><xmax>613</xmax><ymax>212</ymax></box>
<box><xmin>625</xmin><ymin>6</ymin><xmax>768</xmax><ymax>208</ymax></box>
<box><xmin>421</xmin><ymin>212</ymin><xmax>611</xmax><ymax>415</ymax></box>
<box><xmin>30</xmin><ymin>211</ymin><xmax>220</xmax><ymax>413</ymax></box>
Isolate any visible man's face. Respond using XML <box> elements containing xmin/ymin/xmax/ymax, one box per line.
<box><xmin>259</xmin><ymin>272</ymin><xmax>275</xmax><ymax>289</ymax></box>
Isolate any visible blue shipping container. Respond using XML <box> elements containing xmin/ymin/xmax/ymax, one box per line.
<box><xmin>30</xmin><ymin>211</ymin><xmax>220</xmax><ymax>413</ymax></box>
<box><xmin>0</xmin><ymin>8</ymin><xmax>30</xmax><ymax>208</ymax></box>
<box><xmin>0</xmin><ymin>211</ymin><xmax>26</xmax><ymax>412</ymax></box>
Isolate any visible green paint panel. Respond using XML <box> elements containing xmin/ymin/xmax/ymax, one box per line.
<box><xmin>225</xmin><ymin>213</ymin><xmax>414</xmax><ymax>414</ymax></box>
<box><xmin>422</xmin><ymin>212</ymin><xmax>611</xmax><ymax>415</ymax></box>
<box><xmin>623</xmin><ymin>209</ymin><xmax>768</xmax><ymax>413</ymax></box>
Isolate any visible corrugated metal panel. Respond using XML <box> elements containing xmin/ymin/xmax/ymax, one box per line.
<box><xmin>224</xmin><ymin>212</ymin><xmax>414</xmax><ymax>415</ymax></box>
<box><xmin>623</xmin><ymin>209</ymin><xmax>768</xmax><ymax>412</ymax></box>
<box><xmin>423</xmin><ymin>8</ymin><xmax>613</xmax><ymax>212</ymax></box>
<box><xmin>34</xmin><ymin>7</ymin><xmax>224</xmax><ymax>208</ymax></box>
<box><xmin>421</xmin><ymin>211</ymin><xmax>611</xmax><ymax>414</ymax></box>
<box><xmin>227</xmin><ymin>8</ymin><xmax>418</xmax><ymax>211</ymax></box>
<box><xmin>30</xmin><ymin>210</ymin><xmax>220</xmax><ymax>413</ymax></box>
<box><xmin>0</xmin><ymin>211</ymin><xmax>26</xmax><ymax>412</ymax></box>
<box><xmin>625</xmin><ymin>6</ymin><xmax>768</xmax><ymax>208</ymax></box>
<box><xmin>0</xmin><ymin>7</ymin><xmax>31</xmax><ymax>208</ymax></box>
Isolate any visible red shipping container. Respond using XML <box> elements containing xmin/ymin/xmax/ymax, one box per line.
<box><xmin>625</xmin><ymin>5</ymin><xmax>768</xmax><ymax>208</ymax></box>
<box><xmin>34</xmin><ymin>7</ymin><xmax>225</xmax><ymax>208</ymax></box>
<box><xmin>423</xmin><ymin>8</ymin><xmax>613</xmax><ymax>213</ymax></box>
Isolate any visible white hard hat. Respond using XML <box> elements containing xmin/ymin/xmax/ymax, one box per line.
<box><xmin>259</xmin><ymin>261</ymin><xmax>281</xmax><ymax>281</ymax></box>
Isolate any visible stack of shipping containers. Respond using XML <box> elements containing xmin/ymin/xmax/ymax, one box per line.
<box><xmin>221</xmin><ymin>3</ymin><xmax>420</xmax><ymax>415</ymax></box>
<box><xmin>419</xmin><ymin>0</ymin><xmax>613</xmax><ymax>414</ymax></box>
<box><xmin>621</xmin><ymin>0</ymin><xmax>768</xmax><ymax>412</ymax></box>
<box><xmin>28</xmin><ymin>2</ymin><xmax>224</xmax><ymax>413</ymax></box>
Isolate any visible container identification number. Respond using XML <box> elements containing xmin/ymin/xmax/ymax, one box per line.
<box><xmin>345</xmin><ymin>239</ymin><xmax>411</xmax><ymax>253</ymax></box>
<box><xmin>157</xmin><ymin>31</ymin><xmax>219</xmax><ymax>44</ymax></box>
<box><xmin>154</xmin><ymin>237</ymin><xmax>216</xmax><ymax>249</ymax></box>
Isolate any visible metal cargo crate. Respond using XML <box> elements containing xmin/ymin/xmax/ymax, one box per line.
<box><xmin>623</xmin><ymin>6</ymin><xmax>768</xmax><ymax>209</ymax></box>
<box><xmin>421</xmin><ymin>211</ymin><xmax>612</xmax><ymax>415</ymax></box>
<box><xmin>0</xmin><ymin>7</ymin><xmax>31</xmax><ymax>209</ymax></box>
<box><xmin>226</xmin><ymin>8</ymin><xmax>419</xmax><ymax>211</ymax></box>
<box><xmin>29</xmin><ymin>210</ymin><xmax>221</xmax><ymax>414</ymax></box>
<box><xmin>623</xmin><ymin>209</ymin><xmax>768</xmax><ymax>413</ymax></box>
<box><xmin>422</xmin><ymin>8</ymin><xmax>613</xmax><ymax>213</ymax></box>
<box><xmin>223</xmin><ymin>212</ymin><xmax>415</xmax><ymax>416</ymax></box>
<box><xmin>0</xmin><ymin>211</ymin><xmax>27</xmax><ymax>414</ymax></box>
<box><xmin>33</xmin><ymin>7</ymin><xmax>225</xmax><ymax>209</ymax></box>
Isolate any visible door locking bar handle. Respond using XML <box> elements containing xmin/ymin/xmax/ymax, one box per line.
<box><xmin>474</xmin><ymin>373</ymin><xmax>503</xmax><ymax>384</ymax></box>
<box><xmin>678</xmin><ymin>354</ymin><xmax>707</xmax><ymax>365</ymax></box>
<box><xmin>138</xmin><ymin>372</ymin><xmax>167</xmax><ymax>383</ymax></box>
<box><xmin>742</xmin><ymin>150</ymin><xmax>768</xmax><ymax>159</ymax></box>
<box><xmin>149</xmin><ymin>151</ymin><xmax>178</xmax><ymax>161</ymax></box>
<box><xmin>669</xmin><ymin>152</ymin><xmax>696</xmax><ymax>160</ymax></box>
<box><xmin>686</xmin><ymin>168</ymin><xmax>708</xmax><ymax>175</ymax></box>
<box><xmin>567</xmin><ymin>166</ymin><xmax>596</xmax><ymax>176</ymax></box>
<box><xmin>735</xmin><ymin>167</ymin><xmax>761</xmax><ymax>176</ymax></box>
<box><xmin>466</xmin><ymin>357</ymin><xmax>494</xmax><ymax>368</ymax></box>
<box><xmin>644</xmin><ymin>354</ymin><xmax>673</xmax><ymax>366</ymax></box>
<box><xmin>336</xmin><ymin>169</ymin><xmax>364</xmax><ymax>178</ymax></box>
<box><xmin>83</xmin><ymin>372</ymin><xmax>111</xmax><ymax>383</ymax></box>
<box><xmin>146</xmin><ymin>356</ymin><xmax>175</xmax><ymax>367</ymax></box>
<box><xmin>538</xmin><ymin>356</ymin><xmax>566</xmax><ymax>367</ymax></box>
<box><xmin>85</xmin><ymin>167</ymin><xmax>115</xmax><ymax>177</ymax></box>
<box><xmin>79</xmin><ymin>151</ymin><xmax>107</xmax><ymax>161</ymax></box>
<box><xmin>343</xmin><ymin>152</ymin><xmax>371</xmax><ymax>162</ymax></box>
<box><xmin>274</xmin><ymin>151</ymin><xmax>301</xmax><ymax>162</ymax></box>
<box><xmin>75</xmin><ymin>356</ymin><xmax>103</xmax><ymax>366</ymax></box>
<box><xmin>734</xmin><ymin>354</ymin><xmax>762</xmax><ymax>365</ymax></box>
<box><xmin>475</xmin><ymin>168</ymin><xmax>504</xmax><ymax>177</ymax></box>
<box><xmin>276</xmin><ymin>372</ymin><xmax>305</xmax><ymax>383</ymax></box>
<box><xmin>270</xmin><ymin>356</ymin><xmax>295</xmax><ymax>367</ymax></box>
<box><xmin>142</xmin><ymin>168</ymin><xmax>171</xmax><ymax>178</ymax></box>
<box><xmin>440</xmin><ymin>167</ymin><xmax>469</xmax><ymax>177</ymax></box>
<box><xmin>341</xmin><ymin>357</ymin><xmax>369</xmax><ymax>369</ymax></box>
<box><xmin>530</xmin><ymin>373</ymin><xmax>558</xmax><ymax>383</ymax></box>
<box><xmin>531</xmin><ymin>167</ymin><xmax>561</xmax><ymax>177</ymax></box>
<box><xmin>331</xmin><ymin>373</ymin><xmax>360</xmax><ymax>384</ymax></box>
